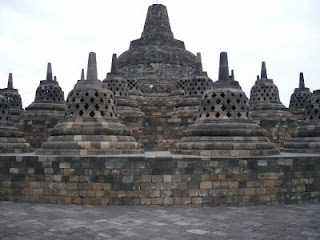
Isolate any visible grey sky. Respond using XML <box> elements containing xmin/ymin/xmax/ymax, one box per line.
<box><xmin>0</xmin><ymin>0</ymin><xmax>319</xmax><ymax>108</ymax></box>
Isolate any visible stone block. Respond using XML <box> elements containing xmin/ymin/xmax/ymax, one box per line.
<box><xmin>151</xmin><ymin>197</ymin><xmax>163</xmax><ymax>205</ymax></box>
<box><xmin>228</xmin><ymin>182</ymin><xmax>238</xmax><ymax>189</ymax></box>
<box><xmin>244</xmin><ymin>188</ymin><xmax>256</xmax><ymax>195</ymax></box>
<box><xmin>81</xmin><ymin>197</ymin><xmax>92</xmax><ymax>205</ymax></box>
<box><xmin>102</xmin><ymin>183</ymin><xmax>111</xmax><ymax>190</ymax></box>
<box><xmin>70</xmin><ymin>176</ymin><xmax>80</xmax><ymax>182</ymax></box>
<box><xmin>141</xmin><ymin>175</ymin><xmax>152</xmax><ymax>182</ymax></box>
<box><xmin>87</xmin><ymin>190</ymin><xmax>96</xmax><ymax>197</ymax></box>
<box><xmin>188</xmin><ymin>189</ymin><xmax>198</xmax><ymax>197</ymax></box>
<box><xmin>71</xmin><ymin>197</ymin><xmax>81</xmax><ymax>205</ymax></box>
<box><xmin>67</xmin><ymin>183</ymin><xmax>78</xmax><ymax>190</ymax></box>
<box><xmin>31</xmin><ymin>182</ymin><xmax>40</xmax><ymax>189</ymax></box>
<box><xmin>161</xmin><ymin>190</ymin><xmax>172</xmax><ymax>197</ymax></box>
<box><xmin>163</xmin><ymin>175</ymin><xmax>172</xmax><ymax>182</ymax></box>
<box><xmin>141</xmin><ymin>183</ymin><xmax>155</xmax><ymax>190</ymax></box>
<box><xmin>53</xmin><ymin>175</ymin><xmax>62</xmax><ymax>182</ymax></box>
<box><xmin>122</xmin><ymin>176</ymin><xmax>133</xmax><ymax>183</ymax></box>
<box><xmin>149</xmin><ymin>190</ymin><xmax>160</xmax><ymax>198</ymax></box>
<box><xmin>192</xmin><ymin>197</ymin><xmax>202</xmax><ymax>204</ymax></box>
<box><xmin>200</xmin><ymin>181</ymin><xmax>212</xmax><ymax>189</ymax></box>
<box><xmin>199</xmin><ymin>189</ymin><xmax>208</xmax><ymax>197</ymax></box>
<box><xmin>163</xmin><ymin>197</ymin><xmax>173</xmax><ymax>205</ymax></box>
<box><xmin>59</xmin><ymin>162</ymin><xmax>70</xmax><ymax>169</ymax></box>
<box><xmin>152</xmin><ymin>175</ymin><xmax>164</xmax><ymax>183</ymax></box>
<box><xmin>171</xmin><ymin>174</ymin><xmax>181</xmax><ymax>183</ymax></box>
<box><xmin>141</xmin><ymin>197</ymin><xmax>151</xmax><ymax>205</ymax></box>
<box><xmin>96</xmin><ymin>191</ymin><xmax>105</xmax><ymax>198</ymax></box>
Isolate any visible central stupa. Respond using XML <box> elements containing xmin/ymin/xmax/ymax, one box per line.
<box><xmin>118</xmin><ymin>4</ymin><xmax>198</xmax><ymax>93</ymax></box>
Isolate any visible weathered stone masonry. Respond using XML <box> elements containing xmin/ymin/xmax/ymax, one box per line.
<box><xmin>0</xmin><ymin>154</ymin><xmax>319</xmax><ymax>206</ymax></box>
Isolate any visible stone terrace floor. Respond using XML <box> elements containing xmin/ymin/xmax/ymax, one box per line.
<box><xmin>0</xmin><ymin>202</ymin><xmax>319</xmax><ymax>240</ymax></box>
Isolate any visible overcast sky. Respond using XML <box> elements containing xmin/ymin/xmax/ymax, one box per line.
<box><xmin>0</xmin><ymin>0</ymin><xmax>319</xmax><ymax>108</ymax></box>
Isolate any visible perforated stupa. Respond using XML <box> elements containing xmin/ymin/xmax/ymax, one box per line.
<box><xmin>289</xmin><ymin>72</ymin><xmax>312</xmax><ymax>120</ymax></box>
<box><xmin>18</xmin><ymin>63</ymin><xmax>66</xmax><ymax>147</ymax></box>
<box><xmin>103</xmin><ymin>54</ymin><xmax>144</xmax><ymax>122</ymax></box>
<box><xmin>173</xmin><ymin>52</ymin><xmax>279</xmax><ymax>156</ymax></box>
<box><xmin>170</xmin><ymin>53</ymin><xmax>212</xmax><ymax>119</ymax></box>
<box><xmin>37</xmin><ymin>52</ymin><xmax>143</xmax><ymax>155</ymax></box>
<box><xmin>0</xmin><ymin>94</ymin><xmax>31</xmax><ymax>153</ymax></box>
<box><xmin>284</xmin><ymin>89</ymin><xmax>320</xmax><ymax>153</ymax></box>
<box><xmin>0</xmin><ymin>73</ymin><xmax>24</xmax><ymax>122</ymax></box>
<box><xmin>249</xmin><ymin>62</ymin><xmax>292</xmax><ymax>120</ymax></box>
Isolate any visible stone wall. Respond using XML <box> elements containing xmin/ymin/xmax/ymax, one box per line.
<box><xmin>0</xmin><ymin>153</ymin><xmax>319</xmax><ymax>206</ymax></box>
<box><xmin>17</xmin><ymin>118</ymin><xmax>61</xmax><ymax>148</ymax></box>
<box><xmin>254</xmin><ymin>119</ymin><xmax>298</xmax><ymax>149</ymax></box>
<box><xmin>138</xmin><ymin>94</ymin><xmax>194</xmax><ymax>150</ymax></box>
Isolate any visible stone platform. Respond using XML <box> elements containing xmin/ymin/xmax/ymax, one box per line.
<box><xmin>0</xmin><ymin>201</ymin><xmax>319</xmax><ymax>240</ymax></box>
<box><xmin>0</xmin><ymin>152</ymin><xmax>319</xmax><ymax>206</ymax></box>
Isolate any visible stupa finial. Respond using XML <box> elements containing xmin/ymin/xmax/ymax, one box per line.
<box><xmin>299</xmin><ymin>72</ymin><xmax>305</xmax><ymax>89</ymax></box>
<box><xmin>218</xmin><ymin>52</ymin><xmax>230</xmax><ymax>81</ymax></box>
<box><xmin>7</xmin><ymin>73</ymin><xmax>13</xmax><ymax>89</ymax></box>
<box><xmin>54</xmin><ymin>76</ymin><xmax>57</xmax><ymax>82</ymax></box>
<box><xmin>196</xmin><ymin>52</ymin><xmax>203</xmax><ymax>74</ymax></box>
<box><xmin>141</xmin><ymin>4</ymin><xmax>173</xmax><ymax>41</ymax></box>
<box><xmin>80</xmin><ymin>69</ymin><xmax>85</xmax><ymax>80</ymax></box>
<box><xmin>111</xmin><ymin>54</ymin><xmax>118</xmax><ymax>74</ymax></box>
<box><xmin>257</xmin><ymin>75</ymin><xmax>260</xmax><ymax>80</ymax></box>
<box><xmin>230</xmin><ymin>70</ymin><xmax>235</xmax><ymax>81</ymax></box>
<box><xmin>86</xmin><ymin>52</ymin><xmax>98</xmax><ymax>81</ymax></box>
<box><xmin>261</xmin><ymin>61</ymin><xmax>267</xmax><ymax>79</ymax></box>
<box><xmin>46</xmin><ymin>62</ymin><xmax>53</xmax><ymax>81</ymax></box>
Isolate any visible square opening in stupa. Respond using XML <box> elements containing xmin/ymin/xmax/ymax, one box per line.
<box><xmin>0</xmin><ymin>3</ymin><xmax>319</xmax><ymax>207</ymax></box>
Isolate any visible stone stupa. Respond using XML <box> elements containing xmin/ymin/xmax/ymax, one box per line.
<box><xmin>284</xmin><ymin>89</ymin><xmax>320</xmax><ymax>153</ymax></box>
<box><xmin>249</xmin><ymin>62</ymin><xmax>295</xmax><ymax>148</ymax></box>
<box><xmin>118</xmin><ymin>4</ymin><xmax>199</xmax><ymax>94</ymax></box>
<box><xmin>18</xmin><ymin>63</ymin><xmax>66</xmax><ymax>148</ymax></box>
<box><xmin>37</xmin><ymin>52</ymin><xmax>143</xmax><ymax>155</ymax></box>
<box><xmin>170</xmin><ymin>53</ymin><xmax>212</xmax><ymax>120</ymax></box>
<box><xmin>249</xmin><ymin>62</ymin><xmax>292</xmax><ymax>120</ymax></box>
<box><xmin>0</xmin><ymin>73</ymin><xmax>24</xmax><ymax>123</ymax></box>
<box><xmin>170</xmin><ymin>53</ymin><xmax>205</xmax><ymax>104</ymax></box>
<box><xmin>173</xmin><ymin>52</ymin><xmax>279</xmax><ymax>157</ymax></box>
<box><xmin>103</xmin><ymin>54</ymin><xmax>144</xmax><ymax>123</ymax></box>
<box><xmin>103</xmin><ymin>54</ymin><xmax>145</xmax><ymax>143</ymax></box>
<box><xmin>0</xmin><ymin>93</ymin><xmax>31</xmax><ymax>153</ymax></box>
<box><xmin>289</xmin><ymin>72</ymin><xmax>312</xmax><ymax>121</ymax></box>
<box><xmin>115</xmin><ymin>4</ymin><xmax>204</xmax><ymax>150</ymax></box>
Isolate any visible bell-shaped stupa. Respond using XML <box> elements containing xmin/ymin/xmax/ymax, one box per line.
<box><xmin>0</xmin><ymin>73</ymin><xmax>24</xmax><ymax>123</ymax></box>
<box><xmin>127</xmin><ymin>78</ymin><xmax>143</xmax><ymax>97</ymax></box>
<box><xmin>117</xmin><ymin>4</ymin><xmax>199</xmax><ymax>94</ymax></box>
<box><xmin>173</xmin><ymin>52</ymin><xmax>279</xmax><ymax>157</ymax></box>
<box><xmin>284</xmin><ymin>90</ymin><xmax>320</xmax><ymax>153</ymax></box>
<box><xmin>170</xmin><ymin>53</ymin><xmax>212</xmax><ymax>119</ymax></box>
<box><xmin>103</xmin><ymin>54</ymin><xmax>144</xmax><ymax>122</ymax></box>
<box><xmin>18</xmin><ymin>63</ymin><xmax>66</xmax><ymax>147</ymax></box>
<box><xmin>289</xmin><ymin>72</ymin><xmax>312</xmax><ymax>120</ymax></box>
<box><xmin>37</xmin><ymin>52</ymin><xmax>143</xmax><ymax>155</ymax></box>
<box><xmin>249</xmin><ymin>62</ymin><xmax>292</xmax><ymax>120</ymax></box>
<box><xmin>0</xmin><ymin>94</ymin><xmax>31</xmax><ymax>153</ymax></box>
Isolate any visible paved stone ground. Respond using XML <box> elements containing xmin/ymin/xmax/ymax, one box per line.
<box><xmin>0</xmin><ymin>202</ymin><xmax>319</xmax><ymax>240</ymax></box>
